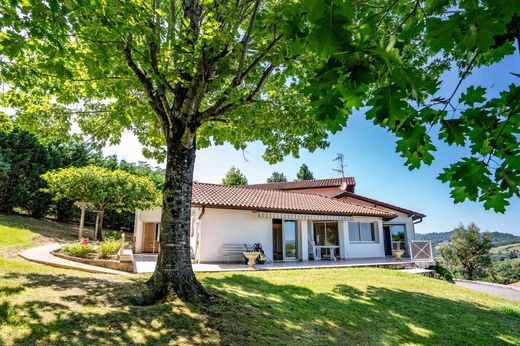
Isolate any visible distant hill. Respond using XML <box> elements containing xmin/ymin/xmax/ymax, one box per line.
<box><xmin>416</xmin><ymin>231</ymin><xmax>520</xmax><ymax>249</ymax></box>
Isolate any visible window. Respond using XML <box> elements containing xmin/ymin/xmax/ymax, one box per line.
<box><xmin>349</xmin><ymin>222</ymin><xmax>378</xmax><ymax>242</ymax></box>
<box><xmin>389</xmin><ymin>224</ymin><xmax>406</xmax><ymax>250</ymax></box>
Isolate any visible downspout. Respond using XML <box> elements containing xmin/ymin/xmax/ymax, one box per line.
<box><xmin>195</xmin><ymin>206</ymin><xmax>206</xmax><ymax>263</ymax></box>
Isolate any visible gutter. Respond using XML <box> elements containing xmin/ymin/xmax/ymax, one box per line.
<box><xmin>413</xmin><ymin>216</ymin><xmax>423</xmax><ymax>224</ymax></box>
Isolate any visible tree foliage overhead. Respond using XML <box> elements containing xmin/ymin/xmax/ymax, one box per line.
<box><xmin>1</xmin><ymin>0</ymin><xmax>517</xmax><ymax>212</ymax></box>
<box><xmin>0</xmin><ymin>0</ymin><xmax>328</xmax><ymax>163</ymax></box>
<box><xmin>437</xmin><ymin>223</ymin><xmax>493</xmax><ymax>280</ymax></box>
<box><xmin>221</xmin><ymin>166</ymin><xmax>248</xmax><ymax>186</ymax></box>
<box><xmin>296</xmin><ymin>164</ymin><xmax>314</xmax><ymax>181</ymax></box>
<box><xmin>267</xmin><ymin>171</ymin><xmax>287</xmax><ymax>183</ymax></box>
<box><xmin>285</xmin><ymin>0</ymin><xmax>519</xmax><ymax>212</ymax></box>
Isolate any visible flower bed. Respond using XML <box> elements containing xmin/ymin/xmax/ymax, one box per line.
<box><xmin>54</xmin><ymin>238</ymin><xmax>134</xmax><ymax>272</ymax></box>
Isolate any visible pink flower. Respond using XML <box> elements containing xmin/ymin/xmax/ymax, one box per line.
<box><xmin>81</xmin><ymin>238</ymin><xmax>89</xmax><ymax>245</ymax></box>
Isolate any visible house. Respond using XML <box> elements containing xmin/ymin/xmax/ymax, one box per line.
<box><xmin>133</xmin><ymin>178</ymin><xmax>427</xmax><ymax>263</ymax></box>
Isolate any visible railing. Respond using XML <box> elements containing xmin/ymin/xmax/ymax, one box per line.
<box><xmin>409</xmin><ymin>240</ymin><xmax>433</xmax><ymax>261</ymax></box>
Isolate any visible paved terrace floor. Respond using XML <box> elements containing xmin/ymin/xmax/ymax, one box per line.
<box><xmin>134</xmin><ymin>254</ymin><xmax>425</xmax><ymax>273</ymax></box>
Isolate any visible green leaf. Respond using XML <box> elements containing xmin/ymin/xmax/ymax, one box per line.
<box><xmin>459</xmin><ymin>86</ymin><xmax>486</xmax><ymax>106</ymax></box>
<box><xmin>439</xmin><ymin>119</ymin><xmax>467</xmax><ymax>146</ymax></box>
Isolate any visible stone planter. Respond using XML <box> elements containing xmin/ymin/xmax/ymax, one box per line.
<box><xmin>52</xmin><ymin>250</ymin><xmax>134</xmax><ymax>272</ymax></box>
<box><xmin>243</xmin><ymin>251</ymin><xmax>260</xmax><ymax>267</ymax></box>
<box><xmin>392</xmin><ymin>249</ymin><xmax>405</xmax><ymax>261</ymax></box>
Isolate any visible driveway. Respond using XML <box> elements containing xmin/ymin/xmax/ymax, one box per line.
<box><xmin>455</xmin><ymin>280</ymin><xmax>520</xmax><ymax>302</ymax></box>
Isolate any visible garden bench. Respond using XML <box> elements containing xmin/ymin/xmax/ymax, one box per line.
<box><xmin>222</xmin><ymin>243</ymin><xmax>254</xmax><ymax>263</ymax></box>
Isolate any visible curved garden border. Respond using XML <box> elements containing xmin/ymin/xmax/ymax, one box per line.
<box><xmin>51</xmin><ymin>250</ymin><xmax>134</xmax><ymax>272</ymax></box>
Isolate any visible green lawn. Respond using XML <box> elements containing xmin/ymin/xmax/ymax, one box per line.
<box><xmin>1</xmin><ymin>214</ymin><xmax>519</xmax><ymax>345</ymax></box>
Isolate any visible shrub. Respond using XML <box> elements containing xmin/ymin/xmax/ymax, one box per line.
<box><xmin>432</xmin><ymin>261</ymin><xmax>455</xmax><ymax>283</ymax></box>
<box><xmin>97</xmin><ymin>238</ymin><xmax>121</xmax><ymax>259</ymax></box>
<box><xmin>61</xmin><ymin>242</ymin><xmax>94</xmax><ymax>258</ymax></box>
<box><xmin>104</xmin><ymin>231</ymin><xmax>122</xmax><ymax>240</ymax></box>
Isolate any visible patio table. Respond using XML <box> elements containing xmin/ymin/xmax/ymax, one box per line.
<box><xmin>314</xmin><ymin>245</ymin><xmax>340</xmax><ymax>261</ymax></box>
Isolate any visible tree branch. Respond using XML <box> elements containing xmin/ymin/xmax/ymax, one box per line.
<box><xmin>124</xmin><ymin>34</ymin><xmax>169</xmax><ymax>128</ymax></box>
<box><xmin>200</xmin><ymin>63</ymin><xmax>276</xmax><ymax>120</ymax></box>
<box><xmin>245</xmin><ymin>63</ymin><xmax>275</xmax><ymax>101</ymax></box>
<box><xmin>236</xmin><ymin>0</ymin><xmax>261</xmax><ymax>84</ymax></box>
<box><xmin>241</xmin><ymin>33</ymin><xmax>283</xmax><ymax>80</ymax></box>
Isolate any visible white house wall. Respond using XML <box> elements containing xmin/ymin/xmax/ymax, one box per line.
<box><xmin>134</xmin><ymin>207</ymin><xmax>416</xmax><ymax>261</ymax></box>
<box><xmin>199</xmin><ymin>208</ymin><xmax>272</xmax><ymax>263</ymax></box>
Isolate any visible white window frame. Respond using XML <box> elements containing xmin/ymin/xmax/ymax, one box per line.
<box><xmin>348</xmin><ymin>222</ymin><xmax>379</xmax><ymax>243</ymax></box>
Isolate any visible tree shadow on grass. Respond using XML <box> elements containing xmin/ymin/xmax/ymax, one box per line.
<box><xmin>201</xmin><ymin>275</ymin><xmax>520</xmax><ymax>345</ymax></box>
<box><xmin>1</xmin><ymin>272</ymin><xmax>218</xmax><ymax>345</ymax></box>
<box><xmin>2</xmin><ymin>271</ymin><xmax>519</xmax><ymax>345</ymax></box>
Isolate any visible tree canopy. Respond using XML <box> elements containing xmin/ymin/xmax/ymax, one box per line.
<box><xmin>438</xmin><ymin>223</ymin><xmax>493</xmax><ymax>280</ymax></box>
<box><xmin>267</xmin><ymin>171</ymin><xmax>287</xmax><ymax>183</ymax></box>
<box><xmin>287</xmin><ymin>0</ymin><xmax>520</xmax><ymax>212</ymax></box>
<box><xmin>42</xmin><ymin>165</ymin><xmax>160</xmax><ymax>239</ymax></box>
<box><xmin>296</xmin><ymin>164</ymin><xmax>315</xmax><ymax>181</ymax></box>
<box><xmin>222</xmin><ymin>166</ymin><xmax>248</xmax><ymax>186</ymax></box>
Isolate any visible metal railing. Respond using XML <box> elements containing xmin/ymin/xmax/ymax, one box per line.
<box><xmin>409</xmin><ymin>240</ymin><xmax>433</xmax><ymax>261</ymax></box>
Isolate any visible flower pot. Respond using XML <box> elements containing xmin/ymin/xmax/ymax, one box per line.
<box><xmin>243</xmin><ymin>251</ymin><xmax>260</xmax><ymax>267</ymax></box>
<box><xmin>392</xmin><ymin>249</ymin><xmax>405</xmax><ymax>261</ymax></box>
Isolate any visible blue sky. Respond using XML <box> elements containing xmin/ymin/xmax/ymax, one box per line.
<box><xmin>105</xmin><ymin>53</ymin><xmax>520</xmax><ymax>235</ymax></box>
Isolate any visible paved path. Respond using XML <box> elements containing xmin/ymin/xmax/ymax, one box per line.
<box><xmin>455</xmin><ymin>280</ymin><xmax>520</xmax><ymax>302</ymax></box>
<box><xmin>18</xmin><ymin>243</ymin><xmax>131</xmax><ymax>275</ymax></box>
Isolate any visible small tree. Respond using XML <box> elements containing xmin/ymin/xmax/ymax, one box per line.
<box><xmin>222</xmin><ymin>166</ymin><xmax>248</xmax><ymax>186</ymax></box>
<box><xmin>296</xmin><ymin>164</ymin><xmax>314</xmax><ymax>181</ymax></box>
<box><xmin>42</xmin><ymin>165</ymin><xmax>160</xmax><ymax>240</ymax></box>
<box><xmin>267</xmin><ymin>171</ymin><xmax>288</xmax><ymax>183</ymax></box>
<box><xmin>438</xmin><ymin>223</ymin><xmax>493</xmax><ymax>280</ymax></box>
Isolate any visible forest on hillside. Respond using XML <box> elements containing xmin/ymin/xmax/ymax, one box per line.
<box><xmin>416</xmin><ymin>231</ymin><xmax>520</xmax><ymax>249</ymax></box>
<box><xmin>418</xmin><ymin>230</ymin><xmax>520</xmax><ymax>285</ymax></box>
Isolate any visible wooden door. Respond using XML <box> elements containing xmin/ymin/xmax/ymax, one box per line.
<box><xmin>143</xmin><ymin>223</ymin><xmax>159</xmax><ymax>253</ymax></box>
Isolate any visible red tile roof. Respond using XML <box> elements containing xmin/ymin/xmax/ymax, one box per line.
<box><xmin>334</xmin><ymin>191</ymin><xmax>426</xmax><ymax>219</ymax></box>
<box><xmin>248</xmin><ymin>177</ymin><xmax>355</xmax><ymax>191</ymax></box>
<box><xmin>192</xmin><ymin>183</ymin><xmax>396</xmax><ymax>218</ymax></box>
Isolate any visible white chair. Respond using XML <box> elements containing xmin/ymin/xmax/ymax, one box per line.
<box><xmin>309</xmin><ymin>241</ymin><xmax>320</xmax><ymax>261</ymax></box>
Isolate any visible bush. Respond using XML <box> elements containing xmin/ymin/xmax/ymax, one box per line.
<box><xmin>431</xmin><ymin>261</ymin><xmax>455</xmax><ymax>283</ymax></box>
<box><xmin>104</xmin><ymin>231</ymin><xmax>122</xmax><ymax>240</ymax></box>
<box><xmin>97</xmin><ymin>238</ymin><xmax>121</xmax><ymax>259</ymax></box>
<box><xmin>61</xmin><ymin>242</ymin><xmax>94</xmax><ymax>258</ymax></box>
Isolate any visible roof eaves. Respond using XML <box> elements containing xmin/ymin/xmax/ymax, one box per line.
<box><xmin>334</xmin><ymin>191</ymin><xmax>426</xmax><ymax>219</ymax></box>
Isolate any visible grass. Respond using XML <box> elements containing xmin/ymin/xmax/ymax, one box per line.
<box><xmin>492</xmin><ymin>243</ymin><xmax>520</xmax><ymax>254</ymax></box>
<box><xmin>1</xmin><ymin>214</ymin><xmax>520</xmax><ymax>345</ymax></box>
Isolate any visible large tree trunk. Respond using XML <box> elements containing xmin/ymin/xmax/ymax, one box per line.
<box><xmin>145</xmin><ymin>133</ymin><xmax>208</xmax><ymax>303</ymax></box>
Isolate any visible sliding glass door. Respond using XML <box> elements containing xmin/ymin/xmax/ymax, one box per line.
<box><xmin>313</xmin><ymin>222</ymin><xmax>339</xmax><ymax>258</ymax></box>
<box><xmin>284</xmin><ymin>220</ymin><xmax>297</xmax><ymax>260</ymax></box>
<box><xmin>272</xmin><ymin>219</ymin><xmax>298</xmax><ymax>261</ymax></box>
